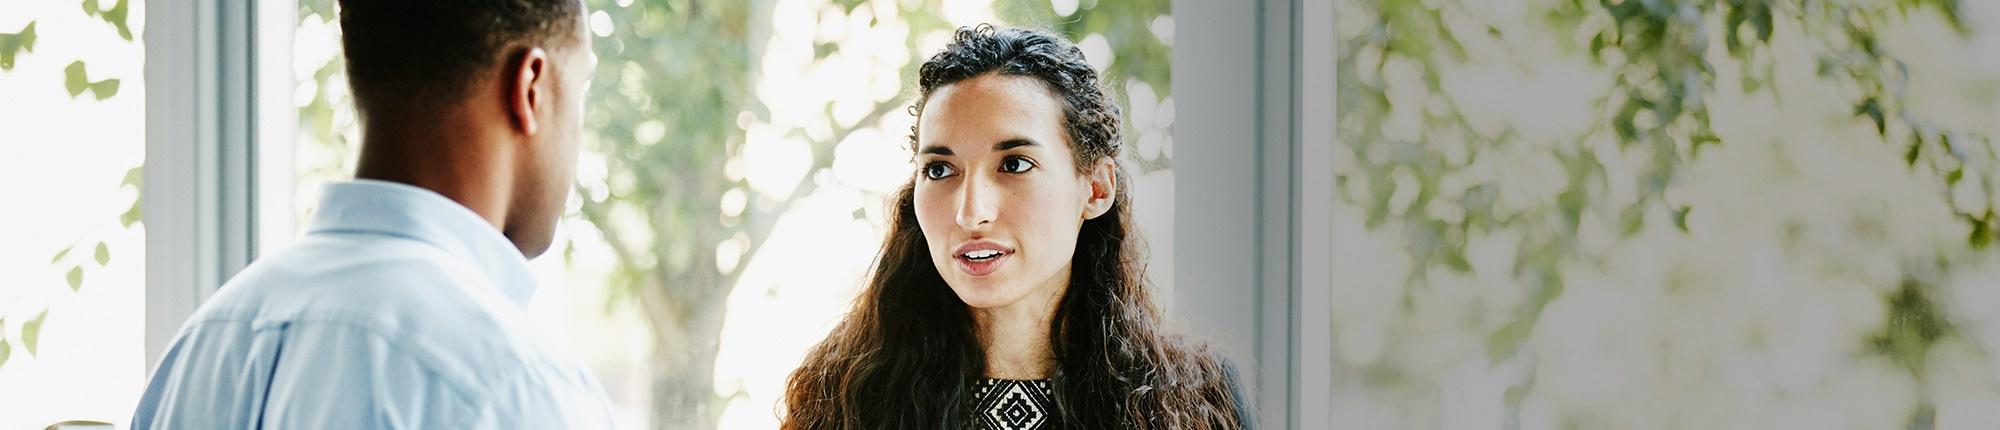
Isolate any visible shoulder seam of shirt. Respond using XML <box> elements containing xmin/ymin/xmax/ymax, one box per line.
<box><xmin>305</xmin><ymin>227</ymin><xmax>514</xmax><ymax>301</ymax></box>
<box><xmin>177</xmin><ymin>314</ymin><xmax>518</xmax><ymax>411</ymax></box>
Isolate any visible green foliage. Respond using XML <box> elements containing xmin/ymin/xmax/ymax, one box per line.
<box><xmin>4</xmin><ymin>0</ymin><xmax>142</xmax><ymax>372</ymax></box>
<box><xmin>1870</xmin><ymin>279</ymin><xmax>1953</xmax><ymax>374</ymax></box>
<box><xmin>63</xmin><ymin>61</ymin><xmax>121</xmax><ymax>100</ymax></box>
<box><xmin>50</xmin><ymin>245</ymin><xmax>73</xmax><ymax>266</ymax></box>
<box><xmin>81</xmin><ymin>0</ymin><xmax>134</xmax><ymax>41</ymax></box>
<box><xmin>21</xmin><ymin>310</ymin><xmax>46</xmax><ymax>357</ymax></box>
<box><xmin>1340</xmin><ymin>0</ymin><xmax>1986</xmax><ymax>366</ymax></box>
<box><xmin>121</xmin><ymin>166</ymin><xmax>143</xmax><ymax>228</ymax></box>
<box><xmin>0</xmin><ymin>22</ymin><xmax>36</xmax><ymax>71</ymax></box>
<box><xmin>1342</xmin><ymin>0</ymin><xmax>1995</xmax><ymax>426</ymax></box>
<box><xmin>1971</xmin><ymin>209</ymin><xmax>1998</xmax><ymax>249</ymax></box>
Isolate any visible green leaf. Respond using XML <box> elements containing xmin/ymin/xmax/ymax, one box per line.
<box><xmin>1440</xmin><ymin>247</ymin><xmax>1473</xmax><ymax>273</ymax></box>
<box><xmin>94</xmin><ymin>242</ymin><xmax>109</xmax><ymax>266</ymax></box>
<box><xmin>1972</xmin><ymin>211</ymin><xmax>1996</xmax><ymax>249</ymax></box>
<box><xmin>1724</xmin><ymin>5</ymin><xmax>1746</xmax><ymax>56</ymax></box>
<box><xmin>0</xmin><ymin>339</ymin><xmax>10</xmax><ymax>368</ymax></box>
<box><xmin>122</xmin><ymin>165</ymin><xmax>143</xmax><ymax>189</ymax></box>
<box><xmin>1487</xmin><ymin>319</ymin><xmax>1534</xmax><ymax>363</ymax></box>
<box><xmin>1620</xmin><ymin>204</ymin><xmax>1646</xmax><ymax>237</ymax></box>
<box><xmin>67</xmin><ymin>266</ymin><xmax>84</xmax><ymax>291</ymax></box>
<box><xmin>0</xmin><ymin>21</ymin><xmax>36</xmax><ymax>71</ymax></box>
<box><xmin>15</xmin><ymin>22</ymin><xmax>32</xmax><ymax>48</ymax></box>
<box><xmin>1588</xmin><ymin>32</ymin><xmax>1606</xmax><ymax>61</ymax></box>
<box><xmin>22</xmin><ymin>310</ymin><xmax>46</xmax><ymax>357</ymax></box>
<box><xmin>82</xmin><ymin>0</ymin><xmax>101</xmax><ymax>16</ymax></box>
<box><xmin>1751</xmin><ymin>3</ymin><xmax>1773</xmax><ymax>43</ymax></box>
<box><xmin>1871</xmin><ymin>281</ymin><xmax>1952</xmax><ymax>372</ymax></box>
<box><xmin>50</xmin><ymin>244</ymin><xmax>73</xmax><ymax>265</ymax></box>
<box><xmin>1673</xmin><ymin>205</ymin><xmax>1692</xmax><ymax>233</ymax></box>
<box><xmin>90</xmin><ymin>78</ymin><xmax>120</xmax><ymax>99</ymax></box>
<box><xmin>102</xmin><ymin>0</ymin><xmax>132</xmax><ymax>41</ymax></box>
<box><xmin>121</xmin><ymin>199</ymin><xmax>142</xmax><ymax>228</ymax></box>
<box><xmin>563</xmin><ymin>240</ymin><xmax>578</xmax><ymax>267</ymax></box>
<box><xmin>64</xmin><ymin>61</ymin><xmax>89</xmax><ymax>97</ymax></box>
<box><xmin>1857</xmin><ymin>98</ymin><xmax>1886</xmax><ymax>136</ymax></box>
<box><xmin>1947</xmin><ymin>169</ymin><xmax>1964</xmax><ymax>187</ymax></box>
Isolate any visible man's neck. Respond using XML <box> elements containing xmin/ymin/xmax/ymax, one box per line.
<box><xmin>352</xmin><ymin>115</ymin><xmax>515</xmax><ymax>232</ymax></box>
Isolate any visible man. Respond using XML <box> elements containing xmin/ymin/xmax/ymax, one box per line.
<box><xmin>132</xmin><ymin>0</ymin><xmax>609</xmax><ymax>427</ymax></box>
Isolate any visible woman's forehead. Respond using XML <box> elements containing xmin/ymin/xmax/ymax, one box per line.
<box><xmin>918</xmin><ymin>74</ymin><xmax>1068</xmax><ymax>149</ymax></box>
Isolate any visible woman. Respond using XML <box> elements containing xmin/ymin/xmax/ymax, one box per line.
<box><xmin>782</xmin><ymin>25</ymin><xmax>1251</xmax><ymax>429</ymax></box>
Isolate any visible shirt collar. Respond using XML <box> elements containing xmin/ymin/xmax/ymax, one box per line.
<box><xmin>304</xmin><ymin>179</ymin><xmax>538</xmax><ymax>307</ymax></box>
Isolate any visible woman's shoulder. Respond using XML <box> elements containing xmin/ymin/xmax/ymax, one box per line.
<box><xmin>1183</xmin><ymin>343</ymin><xmax>1257</xmax><ymax>428</ymax></box>
<box><xmin>1133</xmin><ymin>338</ymin><xmax>1256</xmax><ymax>428</ymax></box>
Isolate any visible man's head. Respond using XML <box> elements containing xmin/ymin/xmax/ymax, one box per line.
<box><xmin>337</xmin><ymin>0</ymin><xmax>596</xmax><ymax>258</ymax></box>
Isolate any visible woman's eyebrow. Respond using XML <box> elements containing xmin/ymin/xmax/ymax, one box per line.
<box><xmin>920</xmin><ymin>138</ymin><xmax>1037</xmax><ymax>156</ymax></box>
<box><xmin>994</xmin><ymin>138</ymin><xmax>1038</xmax><ymax>151</ymax></box>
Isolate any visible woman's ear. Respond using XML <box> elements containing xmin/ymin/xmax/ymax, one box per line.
<box><xmin>1082</xmin><ymin>157</ymin><xmax>1117</xmax><ymax>220</ymax></box>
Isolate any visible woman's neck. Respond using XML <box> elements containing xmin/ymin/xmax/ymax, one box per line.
<box><xmin>971</xmin><ymin>271</ymin><xmax>1069</xmax><ymax>380</ymax></box>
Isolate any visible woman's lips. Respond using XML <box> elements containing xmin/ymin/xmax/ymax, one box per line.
<box><xmin>953</xmin><ymin>241</ymin><xmax>1013</xmax><ymax>277</ymax></box>
<box><xmin>956</xmin><ymin>251</ymin><xmax>1009</xmax><ymax>276</ymax></box>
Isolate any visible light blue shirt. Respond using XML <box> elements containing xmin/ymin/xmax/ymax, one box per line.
<box><xmin>132</xmin><ymin>180</ymin><xmax>616</xmax><ymax>429</ymax></box>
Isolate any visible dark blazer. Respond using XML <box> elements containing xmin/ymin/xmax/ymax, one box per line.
<box><xmin>1224</xmin><ymin>358</ymin><xmax>1259</xmax><ymax>429</ymax></box>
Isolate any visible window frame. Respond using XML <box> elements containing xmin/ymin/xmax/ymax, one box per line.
<box><xmin>1173</xmin><ymin>0</ymin><xmax>1332</xmax><ymax>427</ymax></box>
<box><xmin>142</xmin><ymin>0</ymin><xmax>283</xmax><ymax>368</ymax></box>
<box><xmin>1299</xmin><ymin>0</ymin><xmax>1336</xmax><ymax>426</ymax></box>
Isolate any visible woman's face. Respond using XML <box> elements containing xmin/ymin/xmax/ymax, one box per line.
<box><xmin>913</xmin><ymin>73</ymin><xmax>1117</xmax><ymax>311</ymax></box>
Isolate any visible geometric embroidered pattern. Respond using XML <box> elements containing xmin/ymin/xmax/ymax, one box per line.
<box><xmin>971</xmin><ymin>378</ymin><xmax>1054</xmax><ymax>430</ymax></box>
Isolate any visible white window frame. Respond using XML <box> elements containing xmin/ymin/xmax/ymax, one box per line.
<box><xmin>143</xmin><ymin>0</ymin><xmax>290</xmax><ymax>368</ymax></box>
<box><xmin>1300</xmin><ymin>0</ymin><xmax>1336</xmax><ymax>426</ymax></box>
<box><xmin>1174</xmin><ymin>0</ymin><xmax>1332</xmax><ymax>427</ymax></box>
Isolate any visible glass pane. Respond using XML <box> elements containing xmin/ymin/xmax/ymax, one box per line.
<box><xmin>0</xmin><ymin>0</ymin><xmax>149</xmax><ymax>428</ymax></box>
<box><xmin>1332</xmin><ymin>1</ymin><xmax>2000</xmax><ymax>427</ymax></box>
<box><xmin>282</xmin><ymin>0</ymin><xmax>1170</xmax><ymax>427</ymax></box>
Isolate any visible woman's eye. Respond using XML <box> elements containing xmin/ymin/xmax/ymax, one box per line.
<box><xmin>923</xmin><ymin>162</ymin><xmax>957</xmax><ymax>180</ymax></box>
<box><xmin>999</xmin><ymin>156</ymin><xmax>1036</xmax><ymax>174</ymax></box>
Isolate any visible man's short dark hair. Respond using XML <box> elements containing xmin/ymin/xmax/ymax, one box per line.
<box><xmin>336</xmin><ymin>0</ymin><xmax>582</xmax><ymax>115</ymax></box>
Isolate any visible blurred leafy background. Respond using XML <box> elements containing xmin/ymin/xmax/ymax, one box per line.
<box><xmin>1334</xmin><ymin>0</ymin><xmax>2000</xmax><ymax>428</ymax></box>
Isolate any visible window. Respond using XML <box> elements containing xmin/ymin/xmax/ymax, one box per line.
<box><xmin>1333</xmin><ymin>0</ymin><xmax>2000</xmax><ymax>427</ymax></box>
<box><xmin>275</xmin><ymin>0</ymin><xmax>1174</xmax><ymax>427</ymax></box>
<box><xmin>0</xmin><ymin>0</ymin><xmax>148</xmax><ymax>428</ymax></box>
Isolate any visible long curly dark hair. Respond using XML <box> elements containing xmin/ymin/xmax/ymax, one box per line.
<box><xmin>781</xmin><ymin>24</ymin><xmax>1247</xmax><ymax>429</ymax></box>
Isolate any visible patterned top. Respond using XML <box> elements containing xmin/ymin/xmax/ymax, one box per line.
<box><xmin>972</xmin><ymin>378</ymin><xmax>1055</xmax><ymax>430</ymax></box>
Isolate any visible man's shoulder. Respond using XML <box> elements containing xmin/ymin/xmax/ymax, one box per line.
<box><xmin>188</xmin><ymin>234</ymin><xmax>538</xmax><ymax>369</ymax></box>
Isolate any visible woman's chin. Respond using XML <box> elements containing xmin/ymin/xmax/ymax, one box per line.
<box><xmin>949</xmin><ymin>279</ymin><xmax>1030</xmax><ymax>309</ymax></box>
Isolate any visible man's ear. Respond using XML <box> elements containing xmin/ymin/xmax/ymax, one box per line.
<box><xmin>507</xmin><ymin>47</ymin><xmax>551</xmax><ymax>135</ymax></box>
<box><xmin>1082</xmin><ymin>157</ymin><xmax>1117</xmax><ymax>220</ymax></box>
